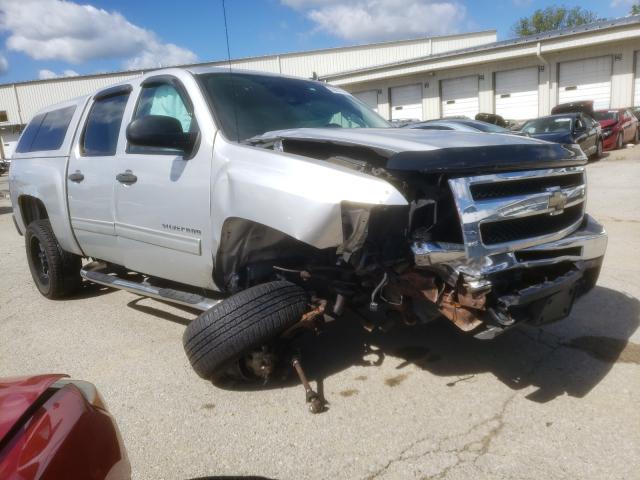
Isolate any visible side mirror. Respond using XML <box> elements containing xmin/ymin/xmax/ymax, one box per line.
<box><xmin>126</xmin><ymin>115</ymin><xmax>196</xmax><ymax>154</ymax></box>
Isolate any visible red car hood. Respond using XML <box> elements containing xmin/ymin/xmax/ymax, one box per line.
<box><xmin>598</xmin><ymin>119</ymin><xmax>618</xmax><ymax>129</ymax></box>
<box><xmin>0</xmin><ymin>374</ymin><xmax>67</xmax><ymax>441</ymax></box>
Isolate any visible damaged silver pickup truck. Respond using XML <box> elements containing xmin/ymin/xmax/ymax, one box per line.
<box><xmin>10</xmin><ymin>67</ymin><xmax>606</xmax><ymax>408</ymax></box>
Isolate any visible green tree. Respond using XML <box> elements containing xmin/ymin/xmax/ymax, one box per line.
<box><xmin>512</xmin><ymin>6</ymin><xmax>601</xmax><ymax>37</ymax></box>
<box><xmin>631</xmin><ymin>4</ymin><xmax>640</xmax><ymax>15</ymax></box>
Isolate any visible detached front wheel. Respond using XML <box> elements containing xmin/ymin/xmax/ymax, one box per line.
<box><xmin>183</xmin><ymin>281</ymin><xmax>308</xmax><ymax>381</ymax></box>
<box><xmin>25</xmin><ymin>219</ymin><xmax>82</xmax><ymax>299</ymax></box>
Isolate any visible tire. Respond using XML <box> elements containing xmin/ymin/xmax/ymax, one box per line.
<box><xmin>25</xmin><ymin>219</ymin><xmax>82</xmax><ymax>299</ymax></box>
<box><xmin>183</xmin><ymin>281</ymin><xmax>308</xmax><ymax>380</ymax></box>
<box><xmin>634</xmin><ymin>128</ymin><xmax>639</xmax><ymax>144</ymax></box>
<box><xmin>615</xmin><ymin>133</ymin><xmax>623</xmax><ymax>150</ymax></box>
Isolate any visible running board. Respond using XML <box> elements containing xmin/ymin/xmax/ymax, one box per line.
<box><xmin>80</xmin><ymin>262</ymin><xmax>222</xmax><ymax>312</ymax></box>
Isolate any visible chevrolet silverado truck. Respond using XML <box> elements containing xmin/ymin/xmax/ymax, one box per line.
<box><xmin>10</xmin><ymin>67</ymin><xmax>607</xmax><ymax>397</ymax></box>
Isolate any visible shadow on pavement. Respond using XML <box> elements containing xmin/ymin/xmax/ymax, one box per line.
<box><xmin>217</xmin><ymin>286</ymin><xmax>639</xmax><ymax>404</ymax></box>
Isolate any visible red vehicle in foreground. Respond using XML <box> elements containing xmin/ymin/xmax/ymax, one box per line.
<box><xmin>0</xmin><ymin>375</ymin><xmax>130</xmax><ymax>480</ymax></box>
<box><xmin>593</xmin><ymin>108</ymin><xmax>639</xmax><ymax>150</ymax></box>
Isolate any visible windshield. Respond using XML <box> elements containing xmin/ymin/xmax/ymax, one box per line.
<box><xmin>593</xmin><ymin>110</ymin><xmax>619</xmax><ymax>122</ymax></box>
<box><xmin>198</xmin><ymin>72</ymin><xmax>389</xmax><ymax>141</ymax></box>
<box><xmin>521</xmin><ymin>117</ymin><xmax>573</xmax><ymax>134</ymax></box>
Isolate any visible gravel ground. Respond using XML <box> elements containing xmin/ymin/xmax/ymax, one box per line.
<box><xmin>1</xmin><ymin>145</ymin><xmax>639</xmax><ymax>480</ymax></box>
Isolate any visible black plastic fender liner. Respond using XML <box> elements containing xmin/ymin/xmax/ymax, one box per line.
<box><xmin>386</xmin><ymin>143</ymin><xmax>587</xmax><ymax>174</ymax></box>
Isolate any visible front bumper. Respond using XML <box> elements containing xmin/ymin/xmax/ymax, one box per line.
<box><xmin>413</xmin><ymin>214</ymin><xmax>607</xmax><ymax>280</ymax></box>
<box><xmin>412</xmin><ymin>215</ymin><xmax>607</xmax><ymax>337</ymax></box>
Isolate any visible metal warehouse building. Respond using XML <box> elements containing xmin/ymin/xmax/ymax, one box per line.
<box><xmin>1</xmin><ymin>15</ymin><xmax>640</xmax><ymax>158</ymax></box>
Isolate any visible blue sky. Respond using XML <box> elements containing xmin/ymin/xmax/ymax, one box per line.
<box><xmin>0</xmin><ymin>0</ymin><xmax>637</xmax><ymax>84</ymax></box>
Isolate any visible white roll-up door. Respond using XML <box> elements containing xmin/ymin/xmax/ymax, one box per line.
<box><xmin>634</xmin><ymin>51</ymin><xmax>640</xmax><ymax>107</ymax></box>
<box><xmin>353</xmin><ymin>90</ymin><xmax>379</xmax><ymax>113</ymax></box>
<box><xmin>441</xmin><ymin>76</ymin><xmax>479</xmax><ymax>118</ymax></box>
<box><xmin>559</xmin><ymin>56</ymin><xmax>612</xmax><ymax>109</ymax></box>
<box><xmin>390</xmin><ymin>84</ymin><xmax>423</xmax><ymax>121</ymax></box>
<box><xmin>495</xmin><ymin>67</ymin><xmax>539</xmax><ymax>120</ymax></box>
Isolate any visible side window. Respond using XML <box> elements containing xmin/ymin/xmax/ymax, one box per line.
<box><xmin>82</xmin><ymin>92</ymin><xmax>130</xmax><ymax>156</ymax></box>
<box><xmin>129</xmin><ymin>82</ymin><xmax>196</xmax><ymax>154</ymax></box>
<box><xmin>15</xmin><ymin>114</ymin><xmax>45</xmax><ymax>153</ymax></box>
<box><xmin>16</xmin><ymin>106</ymin><xmax>76</xmax><ymax>153</ymax></box>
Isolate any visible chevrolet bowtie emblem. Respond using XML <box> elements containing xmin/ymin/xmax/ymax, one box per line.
<box><xmin>547</xmin><ymin>187</ymin><xmax>567</xmax><ymax>215</ymax></box>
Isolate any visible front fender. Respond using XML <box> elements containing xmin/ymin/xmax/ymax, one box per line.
<box><xmin>211</xmin><ymin>137</ymin><xmax>407</xmax><ymax>252</ymax></box>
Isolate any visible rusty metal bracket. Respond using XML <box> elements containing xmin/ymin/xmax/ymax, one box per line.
<box><xmin>292</xmin><ymin>356</ymin><xmax>325</xmax><ymax>414</ymax></box>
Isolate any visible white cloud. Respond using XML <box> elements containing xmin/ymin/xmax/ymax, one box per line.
<box><xmin>38</xmin><ymin>68</ymin><xmax>79</xmax><ymax>79</ymax></box>
<box><xmin>38</xmin><ymin>69</ymin><xmax>57</xmax><ymax>79</ymax></box>
<box><xmin>0</xmin><ymin>0</ymin><xmax>197</xmax><ymax>69</ymax></box>
<box><xmin>281</xmin><ymin>0</ymin><xmax>466</xmax><ymax>42</ymax></box>
<box><xmin>0</xmin><ymin>53</ymin><xmax>7</xmax><ymax>74</ymax></box>
<box><xmin>610</xmin><ymin>0</ymin><xmax>635</xmax><ymax>6</ymax></box>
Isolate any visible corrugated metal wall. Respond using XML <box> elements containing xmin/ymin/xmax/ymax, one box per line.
<box><xmin>0</xmin><ymin>30</ymin><xmax>495</xmax><ymax>126</ymax></box>
<box><xmin>15</xmin><ymin>73</ymin><xmax>142</xmax><ymax>122</ymax></box>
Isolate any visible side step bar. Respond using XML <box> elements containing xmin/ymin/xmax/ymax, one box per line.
<box><xmin>80</xmin><ymin>262</ymin><xmax>222</xmax><ymax>312</ymax></box>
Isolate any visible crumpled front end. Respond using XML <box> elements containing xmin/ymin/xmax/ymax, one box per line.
<box><xmin>244</xmin><ymin>131</ymin><xmax>605</xmax><ymax>338</ymax></box>
<box><xmin>397</xmin><ymin>166</ymin><xmax>606</xmax><ymax>338</ymax></box>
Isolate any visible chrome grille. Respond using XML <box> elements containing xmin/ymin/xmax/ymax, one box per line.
<box><xmin>448</xmin><ymin>167</ymin><xmax>587</xmax><ymax>258</ymax></box>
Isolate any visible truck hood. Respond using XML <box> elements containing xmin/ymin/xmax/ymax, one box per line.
<box><xmin>253</xmin><ymin>128</ymin><xmax>587</xmax><ymax>173</ymax></box>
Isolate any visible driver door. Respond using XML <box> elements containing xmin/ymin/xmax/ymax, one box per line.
<box><xmin>114</xmin><ymin>76</ymin><xmax>214</xmax><ymax>289</ymax></box>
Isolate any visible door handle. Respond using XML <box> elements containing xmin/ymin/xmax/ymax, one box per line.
<box><xmin>68</xmin><ymin>171</ymin><xmax>84</xmax><ymax>182</ymax></box>
<box><xmin>116</xmin><ymin>170</ymin><xmax>138</xmax><ymax>185</ymax></box>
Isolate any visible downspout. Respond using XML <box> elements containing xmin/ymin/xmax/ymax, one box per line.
<box><xmin>12</xmin><ymin>83</ymin><xmax>23</xmax><ymax>125</ymax></box>
<box><xmin>536</xmin><ymin>42</ymin><xmax>549</xmax><ymax>116</ymax></box>
<box><xmin>536</xmin><ymin>41</ymin><xmax>547</xmax><ymax>66</ymax></box>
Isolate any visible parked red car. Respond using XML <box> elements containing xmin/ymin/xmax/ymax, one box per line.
<box><xmin>0</xmin><ymin>375</ymin><xmax>130</xmax><ymax>480</ymax></box>
<box><xmin>593</xmin><ymin>108</ymin><xmax>639</xmax><ymax>150</ymax></box>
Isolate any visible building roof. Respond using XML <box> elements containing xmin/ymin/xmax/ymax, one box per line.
<box><xmin>320</xmin><ymin>15</ymin><xmax>640</xmax><ymax>81</ymax></box>
<box><xmin>0</xmin><ymin>29</ymin><xmax>495</xmax><ymax>89</ymax></box>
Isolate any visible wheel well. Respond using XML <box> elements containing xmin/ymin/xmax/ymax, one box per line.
<box><xmin>214</xmin><ymin>218</ymin><xmax>323</xmax><ymax>292</ymax></box>
<box><xmin>19</xmin><ymin>196</ymin><xmax>48</xmax><ymax>227</ymax></box>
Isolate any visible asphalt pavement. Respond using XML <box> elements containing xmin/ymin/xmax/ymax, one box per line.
<box><xmin>1</xmin><ymin>146</ymin><xmax>639</xmax><ymax>480</ymax></box>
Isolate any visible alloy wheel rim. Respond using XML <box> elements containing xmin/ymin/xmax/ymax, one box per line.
<box><xmin>30</xmin><ymin>237</ymin><xmax>50</xmax><ymax>285</ymax></box>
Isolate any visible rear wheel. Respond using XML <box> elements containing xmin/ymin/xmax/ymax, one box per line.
<box><xmin>183</xmin><ymin>281</ymin><xmax>308</xmax><ymax>381</ymax></box>
<box><xmin>634</xmin><ymin>128</ymin><xmax>639</xmax><ymax>144</ymax></box>
<box><xmin>25</xmin><ymin>220</ymin><xmax>82</xmax><ymax>299</ymax></box>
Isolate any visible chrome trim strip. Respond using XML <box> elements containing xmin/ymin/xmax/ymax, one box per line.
<box><xmin>71</xmin><ymin>217</ymin><xmax>115</xmax><ymax>236</ymax></box>
<box><xmin>411</xmin><ymin>241</ymin><xmax>465</xmax><ymax>266</ymax></box>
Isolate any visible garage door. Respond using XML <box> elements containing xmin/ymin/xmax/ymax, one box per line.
<box><xmin>353</xmin><ymin>90</ymin><xmax>379</xmax><ymax>113</ymax></box>
<box><xmin>441</xmin><ymin>76</ymin><xmax>479</xmax><ymax>118</ymax></box>
<box><xmin>559</xmin><ymin>56</ymin><xmax>612</xmax><ymax>109</ymax></box>
<box><xmin>495</xmin><ymin>67</ymin><xmax>539</xmax><ymax>120</ymax></box>
<box><xmin>390</xmin><ymin>84</ymin><xmax>423</xmax><ymax>121</ymax></box>
<box><xmin>634</xmin><ymin>51</ymin><xmax>640</xmax><ymax>106</ymax></box>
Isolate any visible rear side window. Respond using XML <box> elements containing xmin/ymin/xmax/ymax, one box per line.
<box><xmin>82</xmin><ymin>92</ymin><xmax>130</xmax><ymax>156</ymax></box>
<box><xmin>16</xmin><ymin>106</ymin><xmax>76</xmax><ymax>153</ymax></box>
